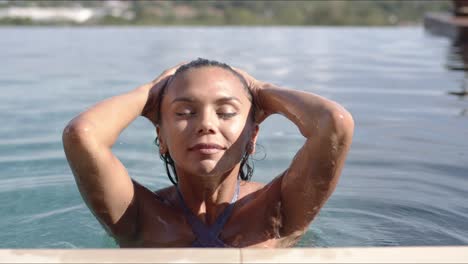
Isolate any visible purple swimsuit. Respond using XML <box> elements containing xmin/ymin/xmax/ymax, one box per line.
<box><xmin>175</xmin><ymin>180</ymin><xmax>240</xmax><ymax>247</ymax></box>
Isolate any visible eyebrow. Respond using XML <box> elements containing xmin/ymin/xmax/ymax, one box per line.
<box><xmin>171</xmin><ymin>96</ymin><xmax>242</xmax><ymax>105</ymax></box>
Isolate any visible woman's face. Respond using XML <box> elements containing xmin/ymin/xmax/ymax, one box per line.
<box><xmin>158</xmin><ymin>66</ymin><xmax>258</xmax><ymax>178</ymax></box>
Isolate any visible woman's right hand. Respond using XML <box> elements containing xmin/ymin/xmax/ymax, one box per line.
<box><xmin>141</xmin><ymin>62</ymin><xmax>186</xmax><ymax>126</ymax></box>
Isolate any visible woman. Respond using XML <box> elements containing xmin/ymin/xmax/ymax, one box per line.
<box><xmin>62</xmin><ymin>58</ymin><xmax>354</xmax><ymax>248</ymax></box>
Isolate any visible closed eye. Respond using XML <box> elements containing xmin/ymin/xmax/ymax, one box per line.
<box><xmin>217</xmin><ymin>112</ymin><xmax>237</xmax><ymax>119</ymax></box>
<box><xmin>175</xmin><ymin>112</ymin><xmax>195</xmax><ymax>117</ymax></box>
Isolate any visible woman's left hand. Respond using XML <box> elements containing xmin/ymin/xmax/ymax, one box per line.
<box><xmin>233</xmin><ymin>67</ymin><xmax>270</xmax><ymax>124</ymax></box>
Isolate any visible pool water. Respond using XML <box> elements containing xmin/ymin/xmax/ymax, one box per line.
<box><xmin>0</xmin><ymin>26</ymin><xmax>467</xmax><ymax>248</ymax></box>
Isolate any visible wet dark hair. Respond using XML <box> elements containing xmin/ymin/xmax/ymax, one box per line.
<box><xmin>154</xmin><ymin>58</ymin><xmax>256</xmax><ymax>185</ymax></box>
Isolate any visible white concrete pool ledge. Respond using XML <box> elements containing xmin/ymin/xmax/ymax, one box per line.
<box><xmin>1</xmin><ymin>246</ymin><xmax>467</xmax><ymax>263</ymax></box>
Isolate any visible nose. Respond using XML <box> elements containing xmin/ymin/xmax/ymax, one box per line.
<box><xmin>196</xmin><ymin>109</ymin><xmax>217</xmax><ymax>135</ymax></box>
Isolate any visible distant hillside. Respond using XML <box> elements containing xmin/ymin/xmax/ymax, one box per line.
<box><xmin>0</xmin><ymin>0</ymin><xmax>452</xmax><ymax>26</ymax></box>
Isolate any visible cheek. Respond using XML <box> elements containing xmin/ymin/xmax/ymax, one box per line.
<box><xmin>223</xmin><ymin>119</ymin><xmax>253</xmax><ymax>146</ymax></box>
<box><xmin>225</xmin><ymin>122</ymin><xmax>245</xmax><ymax>139</ymax></box>
<box><xmin>160</xmin><ymin>116</ymin><xmax>188</xmax><ymax>146</ymax></box>
<box><xmin>166</xmin><ymin>120</ymin><xmax>189</xmax><ymax>144</ymax></box>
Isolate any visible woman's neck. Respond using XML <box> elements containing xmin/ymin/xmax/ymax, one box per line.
<box><xmin>176</xmin><ymin>166</ymin><xmax>240</xmax><ymax>225</ymax></box>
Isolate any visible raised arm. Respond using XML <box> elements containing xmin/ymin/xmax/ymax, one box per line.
<box><xmin>62</xmin><ymin>65</ymin><xmax>179</xmax><ymax>241</ymax></box>
<box><xmin>237</xmin><ymin>69</ymin><xmax>354</xmax><ymax>240</ymax></box>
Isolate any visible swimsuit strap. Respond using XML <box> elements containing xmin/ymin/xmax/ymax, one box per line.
<box><xmin>207</xmin><ymin>180</ymin><xmax>240</xmax><ymax>235</ymax></box>
<box><xmin>176</xmin><ymin>179</ymin><xmax>240</xmax><ymax>247</ymax></box>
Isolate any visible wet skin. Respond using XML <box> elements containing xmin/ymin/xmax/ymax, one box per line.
<box><xmin>62</xmin><ymin>64</ymin><xmax>354</xmax><ymax>247</ymax></box>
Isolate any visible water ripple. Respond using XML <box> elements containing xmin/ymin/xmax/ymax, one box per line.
<box><xmin>18</xmin><ymin>204</ymin><xmax>85</xmax><ymax>224</ymax></box>
<box><xmin>0</xmin><ymin>175</ymin><xmax>74</xmax><ymax>193</ymax></box>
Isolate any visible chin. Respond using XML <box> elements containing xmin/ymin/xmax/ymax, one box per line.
<box><xmin>193</xmin><ymin>158</ymin><xmax>239</xmax><ymax>178</ymax></box>
<box><xmin>193</xmin><ymin>160</ymin><xmax>219</xmax><ymax>176</ymax></box>
<box><xmin>175</xmin><ymin>156</ymin><xmax>239</xmax><ymax>178</ymax></box>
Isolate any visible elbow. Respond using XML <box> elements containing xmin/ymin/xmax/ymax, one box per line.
<box><xmin>62</xmin><ymin>118</ymin><xmax>96</xmax><ymax>148</ymax></box>
<box><xmin>331</xmin><ymin>107</ymin><xmax>354</xmax><ymax>140</ymax></box>
<box><xmin>318</xmin><ymin>104</ymin><xmax>354</xmax><ymax>142</ymax></box>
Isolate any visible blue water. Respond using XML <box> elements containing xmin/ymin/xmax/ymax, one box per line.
<box><xmin>0</xmin><ymin>26</ymin><xmax>467</xmax><ymax>248</ymax></box>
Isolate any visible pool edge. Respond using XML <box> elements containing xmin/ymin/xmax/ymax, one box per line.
<box><xmin>1</xmin><ymin>246</ymin><xmax>467</xmax><ymax>263</ymax></box>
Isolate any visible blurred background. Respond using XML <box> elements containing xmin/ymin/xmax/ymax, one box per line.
<box><xmin>0</xmin><ymin>0</ymin><xmax>467</xmax><ymax>248</ymax></box>
<box><xmin>0</xmin><ymin>0</ymin><xmax>452</xmax><ymax>26</ymax></box>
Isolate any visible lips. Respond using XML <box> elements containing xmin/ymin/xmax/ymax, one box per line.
<box><xmin>189</xmin><ymin>143</ymin><xmax>225</xmax><ymax>154</ymax></box>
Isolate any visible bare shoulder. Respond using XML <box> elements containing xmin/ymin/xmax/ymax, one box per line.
<box><xmin>120</xmin><ymin>181</ymin><xmax>189</xmax><ymax>247</ymax></box>
<box><xmin>240</xmin><ymin>180</ymin><xmax>265</xmax><ymax>193</ymax></box>
<box><xmin>239</xmin><ymin>177</ymin><xmax>283</xmax><ymax>205</ymax></box>
<box><xmin>132</xmin><ymin>179</ymin><xmax>156</xmax><ymax>197</ymax></box>
<box><xmin>133</xmin><ymin>180</ymin><xmax>177</xmax><ymax>206</ymax></box>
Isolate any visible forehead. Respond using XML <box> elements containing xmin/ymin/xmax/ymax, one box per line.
<box><xmin>166</xmin><ymin>67</ymin><xmax>249</xmax><ymax>101</ymax></box>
